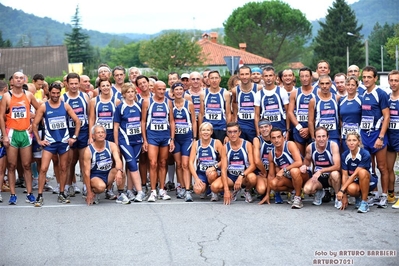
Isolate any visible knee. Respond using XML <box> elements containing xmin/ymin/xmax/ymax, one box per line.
<box><xmin>330</xmin><ymin>171</ymin><xmax>341</xmax><ymax>183</ymax></box>
<box><xmin>346</xmin><ymin>183</ymin><xmax>359</xmax><ymax>196</ymax></box>
<box><xmin>290</xmin><ymin>168</ymin><xmax>300</xmax><ymax>178</ymax></box>
<box><xmin>175</xmin><ymin>162</ymin><xmax>182</xmax><ymax>170</ymax></box>
<box><xmin>303</xmin><ymin>183</ymin><xmax>312</xmax><ymax>194</ymax></box>
<box><xmin>149</xmin><ymin>160</ymin><xmax>158</xmax><ymax>169</ymax></box>
<box><xmin>181</xmin><ymin>162</ymin><xmax>189</xmax><ymax>171</ymax></box>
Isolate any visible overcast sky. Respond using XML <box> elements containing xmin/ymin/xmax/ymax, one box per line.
<box><xmin>2</xmin><ymin>0</ymin><xmax>359</xmax><ymax>34</ymax></box>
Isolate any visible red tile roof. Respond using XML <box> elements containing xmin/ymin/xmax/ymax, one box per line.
<box><xmin>198</xmin><ymin>38</ymin><xmax>272</xmax><ymax>66</ymax></box>
<box><xmin>289</xmin><ymin>62</ymin><xmax>305</xmax><ymax>69</ymax></box>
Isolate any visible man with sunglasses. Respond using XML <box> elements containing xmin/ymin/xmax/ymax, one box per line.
<box><xmin>186</xmin><ymin>71</ymin><xmax>204</xmax><ymax>138</ymax></box>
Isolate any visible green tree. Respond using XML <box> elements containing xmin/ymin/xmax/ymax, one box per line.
<box><xmin>64</xmin><ymin>5</ymin><xmax>94</xmax><ymax>71</ymax></box>
<box><xmin>139</xmin><ymin>31</ymin><xmax>203</xmax><ymax>72</ymax></box>
<box><xmin>368</xmin><ymin>22</ymin><xmax>396</xmax><ymax>71</ymax></box>
<box><xmin>223</xmin><ymin>0</ymin><xmax>311</xmax><ymax>68</ymax></box>
<box><xmin>386</xmin><ymin>23</ymin><xmax>399</xmax><ymax>64</ymax></box>
<box><xmin>313</xmin><ymin>0</ymin><xmax>363</xmax><ymax>74</ymax></box>
<box><xmin>0</xmin><ymin>31</ymin><xmax>12</xmax><ymax>47</ymax></box>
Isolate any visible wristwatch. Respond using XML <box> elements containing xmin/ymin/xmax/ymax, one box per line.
<box><xmin>378</xmin><ymin>136</ymin><xmax>384</xmax><ymax>141</ymax></box>
<box><xmin>72</xmin><ymin>135</ymin><xmax>77</xmax><ymax>140</ymax></box>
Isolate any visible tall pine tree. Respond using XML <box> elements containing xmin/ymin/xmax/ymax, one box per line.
<box><xmin>64</xmin><ymin>6</ymin><xmax>93</xmax><ymax>70</ymax></box>
<box><xmin>368</xmin><ymin>22</ymin><xmax>396</xmax><ymax>71</ymax></box>
<box><xmin>312</xmin><ymin>0</ymin><xmax>363</xmax><ymax>74</ymax></box>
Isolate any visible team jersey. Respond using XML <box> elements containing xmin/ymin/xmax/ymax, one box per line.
<box><xmin>63</xmin><ymin>91</ymin><xmax>89</xmax><ymax>135</ymax></box>
<box><xmin>339</xmin><ymin>95</ymin><xmax>362</xmax><ymax>139</ymax></box>
<box><xmin>172</xmin><ymin>99</ymin><xmax>193</xmax><ymax>141</ymax></box>
<box><xmin>310</xmin><ymin>141</ymin><xmax>334</xmax><ymax>173</ymax></box>
<box><xmin>272</xmin><ymin>141</ymin><xmax>294</xmax><ymax>169</ymax></box>
<box><xmin>195</xmin><ymin>139</ymin><xmax>219</xmax><ymax>175</ymax></box>
<box><xmin>89</xmin><ymin>140</ymin><xmax>113</xmax><ymax>178</ymax></box>
<box><xmin>226</xmin><ymin>139</ymin><xmax>249</xmax><ymax>177</ymax></box>
<box><xmin>186</xmin><ymin>90</ymin><xmax>201</xmax><ymax>120</ymax></box>
<box><xmin>341</xmin><ymin>148</ymin><xmax>371</xmax><ymax>176</ymax></box>
<box><xmin>137</xmin><ymin>92</ymin><xmax>153</xmax><ymax>104</ymax></box>
<box><xmin>257</xmin><ymin>136</ymin><xmax>274</xmax><ymax>171</ymax></box>
<box><xmin>43</xmin><ymin>101</ymin><xmax>69</xmax><ymax>143</ymax></box>
<box><xmin>6</xmin><ymin>91</ymin><xmax>31</xmax><ymax>130</ymax></box>
<box><xmin>146</xmin><ymin>97</ymin><xmax>170</xmax><ymax>139</ymax></box>
<box><xmin>114</xmin><ymin>101</ymin><xmax>143</xmax><ymax>145</ymax></box>
<box><xmin>202</xmin><ymin>88</ymin><xmax>227</xmax><ymax>131</ymax></box>
<box><xmin>314</xmin><ymin>93</ymin><xmax>340</xmax><ymax>140</ymax></box>
<box><xmin>360</xmin><ymin>87</ymin><xmax>389</xmax><ymax>131</ymax></box>
<box><xmin>236</xmin><ymin>84</ymin><xmax>257</xmax><ymax>130</ymax></box>
<box><xmin>255</xmin><ymin>86</ymin><xmax>288</xmax><ymax>131</ymax></box>
<box><xmin>94</xmin><ymin>96</ymin><xmax>118</xmax><ymax>140</ymax></box>
<box><xmin>388</xmin><ymin>94</ymin><xmax>399</xmax><ymax>144</ymax></box>
<box><xmin>295</xmin><ymin>87</ymin><xmax>316</xmax><ymax>128</ymax></box>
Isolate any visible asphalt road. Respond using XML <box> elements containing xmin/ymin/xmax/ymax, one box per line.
<box><xmin>1</xmin><ymin>176</ymin><xmax>398</xmax><ymax>266</ymax></box>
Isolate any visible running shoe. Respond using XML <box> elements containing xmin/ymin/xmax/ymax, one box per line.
<box><xmin>244</xmin><ymin>190</ymin><xmax>253</xmax><ymax>203</ymax></box>
<box><xmin>52</xmin><ymin>183</ymin><xmax>60</xmax><ymax>194</ymax></box>
<box><xmin>116</xmin><ymin>193</ymin><xmax>130</xmax><ymax>204</ymax></box>
<box><xmin>148</xmin><ymin>190</ymin><xmax>157</xmax><ymax>202</ymax></box>
<box><xmin>26</xmin><ymin>193</ymin><xmax>36</xmax><ymax>204</ymax></box>
<box><xmin>392</xmin><ymin>199</ymin><xmax>399</xmax><ymax>209</ymax></box>
<box><xmin>185</xmin><ymin>191</ymin><xmax>193</xmax><ymax>202</ymax></box>
<box><xmin>34</xmin><ymin>195</ymin><xmax>43</xmax><ymax>207</ymax></box>
<box><xmin>57</xmin><ymin>193</ymin><xmax>70</xmax><ymax>204</ymax></box>
<box><xmin>322</xmin><ymin>189</ymin><xmax>331</xmax><ymax>203</ymax></box>
<box><xmin>210</xmin><ymin>192</ymin><xmax>219</xmax><ymax>202</ymax></box>
<box><xmin>44</xmin><ymin>183</ymin><xmax>53</xmax><ymax>192</ymax></box>
<box><xmin>93</xmin><ymin>194</ymin><xmax>100</xmax><ymax>205</ymax></box>
<box><xmin>287</xmin><ymin>190</ymin><xmax>295</xmax><ymax>204</ymax></box>
<box><xmin>291</xmin><ymin>196</ymin><xmax>303</xmax><ymax>209</ymax></box>
<box><xmin>355</xmin><ymin>197</ymin><xmax>361</xmax><ymax>208</ymax></box>
<box><xmin>126</xmin><ymin>190</ymin><xmax>136</xmax><ymax>202</ymax></box>
<box><xmin>165</xmin><ymin>181</ymin><xmax>175</xmax><ymax>191</ymax></box>
<box><xmin>176</xmin><ymin>187</ymin><xmax>186</xmax><ymax>199</ymax></box>
<box><xmin>376</xmin><ymin>195</ymin><xmax>388</xmax><ymax>209</ymax></box>
<box><xmin>313</xmin><ymin>189</ymin><xmax>325</xmax><ymax>206</ymax></box>
<box><xmin>232</xmin><ymin>189</ymin><xmax>241</xmax><ymax>201</ymax></box>
<box><xmin>73</xmin><ymin>184</ymin><xmax>81</xmax><ymax>194</ymax></box>
<box><xmin>68</xmin><ymin>186</ymin><xmax>75</xmax><ymax>197</ymax></box>
<box><xmin>134</xmin><ymin>191</ymin><xmax>145</xmax><ymax>202</ymax></box>
<box><xmin>357</xmin><ymin>200</ymin><xmax>369</xmax><ymax>213</ymax></box>
<box><xmin>105</xmin><ymin>189</ymin><xmax>117</xmax><ymax>200</ymax></box>
<box><xmin>200</xmin><ymin>192</ymin><xmax>206</xmax><ymax>199</ymax></box>
<box><xmin>334</xmin><ymin>198</ymin><xmax>342</xmax><ymax>209</ymax></box>
<box><xmin>9</xmin><ymin>194</ymin><xmax>17</xmax><ymax>205</ymax></box>
<box><xmin>0</xmin><ymin>192</ymin><xmax>2</xmax><ymax>202</ymax></box>
<box><xmin>158</xmin><ymin>189</ymin><xmax>171</xmax><ymax>200</ymax></box>
<box><xmin>387</xmin><ymin>193</ymin><xmax>396</xmax><ymax>204</ymax></box>
<box><xmin>274</xmin><ymin>192</ymin><xmax>283</xmax><ymax>204</ymax></box>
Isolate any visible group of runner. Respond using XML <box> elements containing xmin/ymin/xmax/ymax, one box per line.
<box><xmin>1</xmin><ymin>62</ymin><xmax>399</xmax><ymax>213</ymax></box>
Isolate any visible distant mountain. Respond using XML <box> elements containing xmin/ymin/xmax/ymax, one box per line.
<box><xmin>0</xmin><ymin>3</ymin><xmax>133</xmax><ymax>47</ymax></box>
<box><xmin>1</xmin><ymin>0</ymin><xmax>397</xmax><ymax>48</ymax></box>
<box><xmin>311</xmin><ymin>0</ymin><xmax>399</xmax><ymax>40</ymax></box>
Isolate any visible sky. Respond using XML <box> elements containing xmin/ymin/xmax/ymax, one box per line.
<box><xmin>1</xmin><ymin>0</ymin><xmax>359</xmax><ymax>34</ymax></box>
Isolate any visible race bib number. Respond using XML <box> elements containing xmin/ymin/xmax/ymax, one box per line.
<box><xmin>360</xmin><ymin>116</ymin><xmax>374</xmax><ymax>130</ymax></box>
<box><xmin>227</xmin><ymin>164</ymin><xmax>245</xmax><ymax>176</ymax></box>
<box><xmin>97</xmin><ymin>117</ymin><xmax>113</xmax><ymax>129</ymax></box>
<box><xmin>206</xmin><ymin>109</ymin><xmax>222</xmax><ymax>120</ymax></box>
<box><xmin>150</xmin><ymin>119</ymin><xmax>167</xmax><ymax>131</ymax></box>
<box><xmin>297</xmin><ymin>109</ymin><xmax>308</xmax><ymax>122</ymax></box>
<box><xmin>262</xmin><ymin>158</ymin><xmax>269</xmax><ymax>171</ymax></box>
<box><xmin>96</xmin><ymin>158</ymin><xmax>112</xmax><ymax>171</ymax></box>
<box><xmin>319</xmin><ymin>117</ymin><xmax>336</xmax><ymax>131</ymax></box>
<box><xmin>126</xmin><ymin>122</ymin><xmax>141</xmax><ymax>135</ymax></box>
<box><xmin>199</xmin><ymin>160</ymin><xmax>216</xmax><ymax>171</ymax></box>
<box><xmin>263</xmin><ymin>110</ymin><xmax>281</xmax><ymax>122</ymax></box>
<box><xmin>175</xmin><ymin>122</ymin><xmax>190</xmax><ymax>134</ymax></box>
<box><xmin>389</xmin><ymin>116</ymin><xmax>399</xmax><ymax>130</ymax></box>
<box><xmin>238</xmin><ymin>107</ymin><xmax>255</xmax><ymax>120</ymax></box>
<box><xmin>342</xmin><ymin>122</ymin><xmax>358</xmax><ymax>137</ymax></box>
<box><xmin>49</xmin><ymin>116</ymin><xmax>67</xmax><ymax>130</ymax></box>
<box><xmin>69</xmin><ymin>114</ymin><xmax>86</xmax><ymax>128</ymax></box>
<box><xmin>11</xmin><ymin>106</ymin><xmax>27</xmax><ymax>119</ymax></box>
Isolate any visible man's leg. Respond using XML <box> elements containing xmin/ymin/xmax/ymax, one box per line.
<box><xmin>20</xmin><ymin>145</ymin><xmax>33</xmax><ymax>195</ymax></box>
